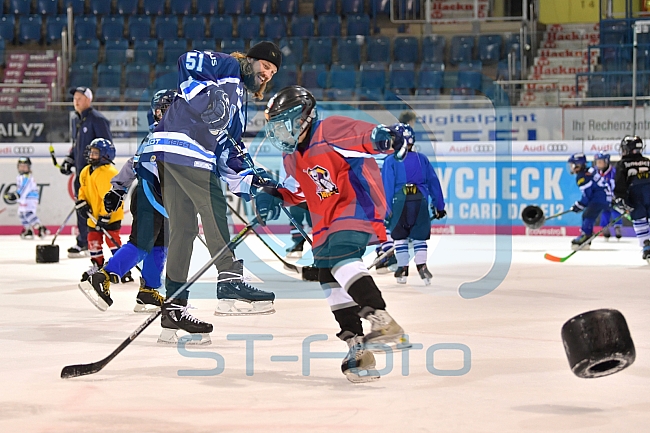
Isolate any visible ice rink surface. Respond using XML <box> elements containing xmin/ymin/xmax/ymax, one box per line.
<box><xmin>1</xmin><ymin>232</ymin><xmax>649</xmax><ymax>432</ymax></box>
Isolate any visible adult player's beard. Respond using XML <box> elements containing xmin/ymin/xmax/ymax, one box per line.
<box><xmin>239</xmin><ymin>58</ymin><xmax>261</xmax><ymax>93</ymax></box>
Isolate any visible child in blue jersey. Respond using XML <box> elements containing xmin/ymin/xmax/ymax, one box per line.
<box><xmin>568</xmin><ymin>153</ymin><xmax>610</xmax><ymax>250</ymax></box>
<box><xmin>382</xmin><ymin>124</ymin><xmax>445</xmax><ymax>285</ymax></box>
<box><xmin>593</xmin><ymin>151</ymin><xmax>622</xmax><ymax>240</ymax></box>
<box><xmin>4</xmin><ymin>157</ymin><xmax>48</xmax><ymax>239</ymax></box>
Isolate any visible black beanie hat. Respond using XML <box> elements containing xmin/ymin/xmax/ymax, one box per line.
<box><xmin>247</xmin><ymin>41</ymin><xmax>282</xmax><ymax>69</ymax></box>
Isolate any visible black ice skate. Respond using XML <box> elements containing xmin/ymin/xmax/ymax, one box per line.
<box><xmin>80</xmin><ymin>261</ymin><xmax>100</xmax><ymax>282</ymax></box>
<box><xmin>416</xmin><ymin>263</ymin><xmax>433</xmax><ymax>286</ymax></box>
<box><xmin>33</xmin><ymin>224</ymin><xmax>48</xmax><ymax>239</ymax></box>
<box><xmin>643</xmin><ymin>240</ymin><xmax>650</xmax><ymax>263</ymax></box>
<box><xmin>615</xmin><ymin>225</ymin><xmax>622</xmax><ymax>240</ymax></box>
<box><xmin>286</xmin><ymin>238</ymin><xmax>305</xmax><ymax>258</ymax></box>
<box><xmin>602</xmin><ymin>227</ymin><xmax>611</xmax><ymax>241</ymax></box>
<box><xmin>339</xmin><ymin>331</ymin><xmax>380</xmax><ymax>383</ymax></box>
<box><xmin>571</xmin><ymin>233</ymin><xmax>592</xmax><ymax>251</ymax></box>
<box><xmin>19</xmin><ymin>228</ymin><xmax>33</xmax><ymax>240</ymax></box>
<box><xmin>78</xmin><ymin>269</ymin><xmax>116</xmax><ymax>311</ymax></box>
<box><xmin>375</xmin><ymin>253</ymin><xmax>397</xmax><ymax>275</ymax></box>
<box><xmin>394</xmin><ymin>266</ymin><xmax>409</xmax><ymax>284</ymax></box>
<box><xmin>134</xmin><ymin>278</ymin><xmax>164</xmax><ymax>313</ymax></box>
<box><xmin>158</xmin><ymin>299</ymin><xmax>213</xmax><ymax>345</ymax></box>
<box><xmin>68</xmin><ymin>244</ymin><xmax>89</xmax><ymax>258</ymax></box>
<box><xmin>359</xmin><ymin>307</ymin><xmax>410</xmax><ymax>351</ymax></box>
<box><xmin>121</xmin><ymin>270</ymin><xmax>134</xmax><ymax>284</ymax></box>
<box><xmin>215</xmin><ymin>259</ymin><xmax>275</xmax><ymax>315</ymax></box>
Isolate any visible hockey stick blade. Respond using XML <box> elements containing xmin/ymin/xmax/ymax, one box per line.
<box><xmin>543</xmin><ymin>215</ymin><xmax>624</xmax><ymax>263</ymax></box>
<box><xmin>543</xmin><ymin>252</ymin><xmax>570</xmax><ymax>263</ymax></box>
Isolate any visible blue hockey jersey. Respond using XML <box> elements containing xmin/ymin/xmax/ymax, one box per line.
<box><xmin>575</xmin><ymin>167</ymin><xmax>609</xmax><ymax>207</ymax></box>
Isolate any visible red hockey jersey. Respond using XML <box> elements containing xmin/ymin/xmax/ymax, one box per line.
<box><xmin>278</xmin><ymin>116</ymin><xmax>390</xmax><ymax>248</ymax></box>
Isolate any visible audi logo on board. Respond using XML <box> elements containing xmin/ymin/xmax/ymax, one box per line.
<box><xmin>13</xmin><ymin>146</ymin><xmax>34</xmax><ymax>154</ymax></box>
<box><xmin>547</xmin><ymin>143</ymin><xmax>568</xmax><ymax>152</ymax></box>
<box><xmin>473</xmin><ymin>144</ymin><xmax>494</xmax><ymax>152</ymax></box>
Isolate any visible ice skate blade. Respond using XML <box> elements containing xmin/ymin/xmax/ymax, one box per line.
<box><xmin>77</xmin><ymin>282</ymin><xmax>110</xmax><ymax>312</ymax></box>
<box><xmin>214</xmin><ymin>299</ymin><xmax>276</xmax><ymax>316</ymax></box>
<box><xmin>157</xmin><ymin>328</ymin><xmax>211</xmax><ymax>345</ymax></box>
<box><xmin>286</xmin><ymin>251</ymin><xmax>303</xmax><ymax>258</ymax></box>
<box><xmin>68</xmin><ymin>251</ymin><xmax>90</xmax><ymax>259</ymax></box>
<box><xmin>421</xmin><ymin>277</ymin><xmax>431</xmax><ymax>286</ymax></box>
<box><xmin>396</xmin><ymin>277</ymin><xmax>407</xmax><ymax>284</ymax></box>
<box><xmin>344</xmin><ymin>368</ymin><xmax>381</xmax><ymax>383</ymax></box>
<box><xmin>364</xmin><ymin>335</ymin><xmax>412</xmax><ymax>353</ymax></box>
<box><xmin>375</xmin><ymin>267</ymin><xmax>391</xmax><ymax>275</ymax></box>
<box><xmin>133</xmin><ymin>303</ymin><xmax>161</xmax><ymax>313</ymax></box>
<box><xmin>571</xmin><ymin>244</ymin><xmax>590</xmax><ymax>251</ymax></box>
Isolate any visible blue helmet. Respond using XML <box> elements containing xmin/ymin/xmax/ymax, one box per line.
<box><xmin>151</xmin><ymin>89</ymin><xmax>176</xmax><ymax>122</ymax></box>
<box><xmin>394</xmin><ymin>122</ymin><xmax>415</xmax><ymax>147</ymax></box>
<box><xmin>87</xmin><ymin>138</ymin><xmax>115</xmax><ymax>166</ymax></box>
<box><xmin>568</xmin><ymin>153</ymin><xmax>587</xmax><ymax>174</ymax></box>
<box><xmin>594</xmin><ymin>151</ymin><xmax>610</xmax><ymax>165</ymax></box>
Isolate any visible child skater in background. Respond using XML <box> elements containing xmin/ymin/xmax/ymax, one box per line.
<box><xmin>593</xmin><ymin>151</ymin><xmax>622</xmax><ymax>240</ymax></box>
<box><xmin>4</xmin><ymin>157</ymin><xmax>48</xmax><ymax>239</ymax></box>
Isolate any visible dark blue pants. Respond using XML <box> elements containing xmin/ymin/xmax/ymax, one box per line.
<box><xmin>582</xmin><ymin>202</ymin><xmax>610</xmax><ymax>235</ymax></box>
<box><xmin>74</xmin><ymin>175</ymin><xmax>88</xmax><ymax>248</ymax></box>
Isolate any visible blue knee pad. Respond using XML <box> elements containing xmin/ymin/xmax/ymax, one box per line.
<box><xmin>141</xmin><ymin>246</ymin><xmax>167</xmax><ymax>289</ymax></box>
<box><xmin>104</xmin><ymin>242</ymin><xmax>147</xmax><ymax>277</ymax></box>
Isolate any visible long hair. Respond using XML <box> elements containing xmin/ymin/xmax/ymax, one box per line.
<box><xmin>231</xmin><ymin>52</ymin><xmax>267</xmax><ymax>100</ymax></box>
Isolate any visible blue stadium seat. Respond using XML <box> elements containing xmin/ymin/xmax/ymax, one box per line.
<box><xmin>116</xmin><ymin>0</ymin><xmax>138</xmax><ymax>15</ymax></box>
<box><xmin>389</xmin><ymin>62</ymin><xmax>415</xmax><ymax>92</ymax></box>
<box><xmin>457</xmin><ymin>66</ymin><xmax>482</xmax><ymax>92</ymax></box>
<box><xmin>342</xmin><ymin>0</ymin><xmax>365</xmax><ymax>15</ymax></box>
<box><xmin>587</xmin><ymin>73</ymin><xmax>607</xmax><ymax>100</ymax></box>
<box><xmin>46</xmin><ymin>15</ymin><xmax>67</xmax><ymax>44</ymax></box>
<box><xmin>278</xmin><ymin>37</ymin><xmax>304</xmax><ymax>65</ymax></box>
<box><xmin>359</xmin><ymin>61</ymin><xmax>386</xmax><ymax>90</ymax></box>
<box><xmin>221</xmin><ymin>38</ymin><xmax>246</xmax><ymax>54</ymax></box>
<box><xmin>155</xmin><ymin>16</ymin><xmax>180</xmax><ymax>40</ymax></box>
<box><xmin>264</xmin><ymin>15</ymin><xmax>286</xmax><ymax>39</ymax></box>
<box><xmin>600</xmin><ymin>20</ymin><xmax>629</xmax><ymax>45</ymax></box>
<box><xmin>370</xmin><ymin>0</ymin><xmax>390</xmax><ymax>16</ymax></box>
<box><xmin>143</xmin><ymin>0</ymin><xmax>165</xmax><ymax>16</ymax></box>
<box><xmin>11</xmin><ymin>0</ymin><xmax>31</xmax><ymax>14</ymax></box>
<box><xmin>75</xmin><ymin>16</ymin><xmax>98</xmax><ymax>41</ymax></box>
<box><xmin>317</xmin><ymin>15</ymin><xmax>341</xmax><ymax>37</ymax></box>
<box><xmin>496</xmin><ymin>60</ymin><xmax>521</xmax><ymax>80</ymax></box>
<box><xmin>356</xmin><ymin>87</ymin><xmax>383</xmax><ymax>101</ymax></box>
<box><xmin>290</xmin><ymin>16</ymin><xmax>314</xmax><ymax>38</ymax></box>
<box><xmin>64</xmin><ymin>0</ymin><xmax>86</xmax><ymax>14</ymax></box>
<box><xmin>366</xmin><ymin>35</ymin><xmax>390</xmax><ymax>62</ymax></box>
<box><xmin>128</xmin><ymin>16</ymin><xmax>152</xmax><ymax>42</ymax></box>
<box><xmin>250</xmin><ymin>0</ymin><xmax>272</xmax><ymax>14</ymax></box>
<box><xmin>238</xmin><ymin>15</ymin><xmax>261</xmax><ymax>40</ymax></box>
<box><xmin>70</xmin><ymin>63</ymin><xmax>95</xmax><ymax>88</ymax></box>
<box><xmin>314</xmin><ymin>0</ymin><xmax>337</xmax><ymax>15</ymax></box>
<box><xmin>19</xmin><ymin>16</ymin><xmax>43</xmax><ymax>44</ymax></box>
<box><xmin>478</xmin><ymin>34</ymin><xmax>501</xmax><ymax>65</ymax></box>
<box><xmin>504</xmin><ymin>34</ymin><xmax>527</xmax><ymax>59</ymax></box>
<box><xmin>197</xmin><ymin>0</ymin><xmax>219</xmax><ymax>15</ymax></box>
<box><xmin>183</xmin><ymin>16</ymin><xmax>206</xmax><ymax>40</ymax></box>
<box><xmin>326</xmin><ymin>88</ymin><xmax>355</xmax><ymax>101</ymax></box>
<box><xmin>125</xmin><ymin>64</ymin><xmax>151</xmax><ymax>89</ymax></box>
<box><xmin>329</xmin><ymin>63</ymin><xmax>357</xmax><ymax>89</ymax></box>
<box><xmin>90</xmin><ymin>0</ymin><xmax>111</xmax><ymax>15</ymax></box>
<box><xmin>170</xmin><ymin>0</ymin><xmax>193</xmax><ymax>15</ymax></box>
<box><xmin>95</xmin><ymin>87</ymin><xmax>122</xmax><ymax>103</ymax></box>
<box><xmin>393</xmin><ymin>36</ymin><xmax>419</xmax><ymax>63</ymax></box>
<box><xmin>225</xmin><ymin>0</ymin><xmax>245</xmax><ymax>15</ymax></box>
<box><xmin>101</xmin><ymin>16</ymin><xmax>125</xmax><ymax>42</ymax></box>
<box><xmin>97</xmin><ymin>64</ymin><xmax>122</xmax><ymax>88</ymax></box>
<box><xmin>337</xmin><ymin>36</ymin><xmax>362</xmax><ymax>65</ymax></box>
<box><xmin>450</xmin><ymin>35</ymin><xmax>474</xmax><ymax>65</ymax></box>
<box><xmin>163</xmin><ymin>39</ymin><xmax>188</xmax><ymax>63</ymax></box>
<box><xmin>104</xmin><ymin>38</ymin><xmax>129</xmax><ymax>64</ymax></box>
<box><xmin>300</xmin><ymin>63</ymin><xmax>328</xmax><ymax>89</ymax></box>
<box><xmin>124</xmin><ymin>87</ymin><xmax>150</xmax><ymax>102</ymax></box>
<box><xmin>154</xmin><ymin>64</ymin><xmax>177</xmax><ymax>89</ymax></box>
<box><xmin>271</xmin><ymin>64</ymin><xmax>299</xmax><ymax>91</ymax></box>
<box><xmin>191</xmin><ymin>39</ymin><xmax>216</xmax><ymax>51</ymax></box>
<box><xmin>210</xmin><ymin>16</ymin><xmax>234</xmax><ymax>40</ymax></box>
<box><xmin>37</xmin><ymin>0</ymin><xmax>58</xmax><ymax>15</ymax></box>
<box><xmin>308</xmin><ymin>37</ymin><xmax>333</xmax><ymax>64</ymax></box>
<box><xmin>134</xmin><ymin>39</ymin><xmax>159</xmax><ymax>63</ymax></box>
<box><xmin>421</xmin><ymin>35</ymin><xmax>445</xmax><ymax>64</ymax></box>
<box><xmin>346</xmin><ymin>14</ymin><xmax>370</xmax><ymax>37</ymax></box>
<box><xmin>0</xmin><ymin>40</ymin><xmax>5</xmax><ymax>66</ymax></box>
<box><xmin>0</xmin><ymin>16</ymin><xmax>16</xmax><ymax>42</ymax></box>
<box><xmin>417</xmin><ymin>63</ymin><xmax>444</xmax><ymax>94</ymax></box>
<box><xmin>277</xmin><ymin>0</ymin><xmax>298</xmax><ymax>15</ymax></box>
<box><xmin>75</xmin><ymin>39</ymin><xmax>100</xmax><ymax>64</ymax></box>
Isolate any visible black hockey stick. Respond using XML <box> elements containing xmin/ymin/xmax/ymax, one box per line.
<box><xmin>48</xmin><ymin>144</ymin><xmax>60</xmax><ymax>168</ymax></box>
<box><xmin>367</xmin><ymin>245</ymin><xmax>396</xmax><ymax>270</ymax></box>
<box><xmin>50</xmin><ymin>205</ymin><xmax>77</xmax><ymax>245</ymax></box>
<box><xmin>544</xmin><ymin>214</ymin><xmax>625</xmax><ymax>262</ymax></box>
<box><xmin>61</xmin><ymin>220</ymin><xmax>258</xmax><ymax>379</ymax></box>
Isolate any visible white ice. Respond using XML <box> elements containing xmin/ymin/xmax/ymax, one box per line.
<box><xmin>1</xmin><ymin>232</ymin><xmax>649</xmax><ymax>432</ymax></box>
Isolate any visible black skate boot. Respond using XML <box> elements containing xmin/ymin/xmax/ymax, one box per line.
<box><xmin>215</xmin><ymin>259</ymin><xmax>275</xmax><ymax>315</ymax></box>
<box><xmin>158</xmin><ymin>298</ymin><xmax>213</xmax><ymax>345</ymax></box>
<box><xmin>19</xmin><ymin>228</ymin><xmax>33</xmax><ymax>240</ymax></box>
<box><xmin>33</xmin><ymin>224</ymin><xmax>48</xmax><ymax>239</ymax></box>
<box><xmin>78</xmin><ymin>268</ymin><xmax>117</xmax><ymax>311</ymax></box>
<box><xmin>121</xmin><ymin>270</ymin><xmax>134</xmax><ymax>283</ymax></box>
<box><xmin>339</xmin><ymin>331</ymin><xmax>380</xmax><ymax>383</ymax></box>
<box><xmin>571</xmin><ymin>233</ymin><xmax>591</xmax><ymax>251</ymax></box>
<box><xmin>134</xmin><ymin>278</ymin><xmax>164</xmax><ymax>313</ymax></box>
<box><xmin>394</xmin><ymin>266</ymin><xmax>409</xmax><ymax>284</ymax></box>
<box><xmin>615</xmin><ymin>225</ymin><xmax>622</xmax><ymax>240</ymax></box>
<box><xmin>359</xmin><ymin>307</ymin><xmax>410</xmax><ymax>351</ymax></box>
<box><xmin>416</xmin><ymin>263</ymin><xmax>433</xmax><ymax>286</ymax></box>
<box><xmin>375</xmin><ymin>252</ymin><xmax>397</xmax><ymax>275</ymax></box>
<box><xmin>602</xmin><ymin>227</ymin><xmax>611</xmax><ymax>241</ymax></box>
<box><xmin>80</xmin><ymin>260</ymin><xmax>101</xmax><ymax>282</ymax></box>
<box><xmin>643</xmin><ymin>240</ymin><xmax>650</xmax><ymax>263</ymax></box>
<box><xmin>286</xmin><ymin>238</ymin><xmax>305</xmax><ymax>258</ymax></box>
<box><xmin>68</xmin><ymin>244</ymin><xmax>89</xmax><ymax>258</ymax></box>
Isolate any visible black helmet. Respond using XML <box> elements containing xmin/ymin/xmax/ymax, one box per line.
<box><xmin>264</xmin><ymin>85</ymin><xmax>317</xmax><ymax>153</ymax></box>
<box><xmin>620</xmin><ymin>135</ymin><xmax>644</xmax><ymax>156</ymax></box>
<box><xmin>151</xmin><ymin>89</ymin><xmax>176</xmax><ymax>122</ymax></box>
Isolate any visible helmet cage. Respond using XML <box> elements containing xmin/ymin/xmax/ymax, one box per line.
<box><xmin>265</xmin><ymin>105</ymin><xmax>304</xmax><ymax>153</ymax></box>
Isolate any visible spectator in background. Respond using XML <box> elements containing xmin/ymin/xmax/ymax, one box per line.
<box><xmin>59</xmin><ymin>87</ymin><xmax>113</xmax><ymax>258</ymax></box>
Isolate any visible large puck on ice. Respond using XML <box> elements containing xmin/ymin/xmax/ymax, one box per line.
<box><xmin>36</xmin><ymin>244</ymin><xmax>59</xmax><ymax>263</ymax></box>
<box><xmin>561</xmin><ymin>309</ymin><xmax>635</xmax><ymax>379</ymax></box>
<box><xmin>521</xmin><ymin>205</ymin><xmax>545</xmax><ymax>229</ymax></box>
<box><xmin>301</xmin><ymin>265</ymin><xmax>319</xmax><ymax>281</ymax></box>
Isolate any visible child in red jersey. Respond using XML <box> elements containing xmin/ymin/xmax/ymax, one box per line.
<box><xmin>255</xmin><ymin>86</ymin><xmax>411</xmax><ymax>383</ymax></box>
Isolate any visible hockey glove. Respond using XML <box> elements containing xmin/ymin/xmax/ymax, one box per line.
<box><xmin>60</xmin><ymin>156</ymin><xmax>74</xmax><ymax>175</ymax></box>
<box><xmin>613</xmin><ymin>197</ymin><xmax>634</xmax><ymax>214</ymax></box>
<box><xmin>104</xmin><ymin>189</ymin><xmax>126</xmax><ymax>213</ymax></box>
<box><xmin>431</xmin><ymin>206</ymin><xmax>447</xmax><ymax>220</ymax></box>
<box><xmin>201</xmin><ymin>88</ymin><xmax>231</xmax><ymax>135</ymax></box>
<box><xmin>95</xmin><ymin>215</ymin><xmax>111</xmax><ymax>231</ymax></box>
<box><xmin>254</xmin><ymin>190</ymin><xmax>283</xmax><ymax>226</ymax></box>
<box><xmin>4</xmin><ymin>192</ymin><xmax>18</xmax><ymax>201</ymax></box>
<box><xmin>75</xmin><ymin>199</ymin><xmax>90</xmax><ymax>216</ymax></box>
<box><xmin>570</xmin><ymin>202</ymin><xmax>585</xmax><ymax>213</ymax></box>
<box><xmin>370</xmin><ymin>123</ymin><xmax>410</xmax><ymax>162</ymax></box>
